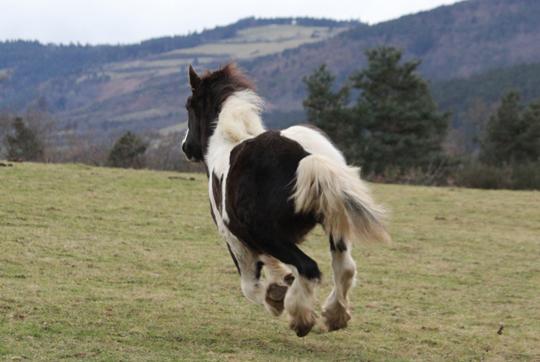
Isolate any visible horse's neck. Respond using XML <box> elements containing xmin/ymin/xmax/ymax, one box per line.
<box><xmin>205</xmin><ymin>133</ymin><xmax>238</xmax><ymax>177</ymax></box>
<box><xmin>206</xmin><ymin>90</ymin><xmax>266</xmax><ymax>176</ymax></box>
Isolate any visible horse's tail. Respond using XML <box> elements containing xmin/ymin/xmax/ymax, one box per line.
<box><xmin>291</xmin><ymin>154</ymin><xmax>391</xmax><ymax>246</ymax></box>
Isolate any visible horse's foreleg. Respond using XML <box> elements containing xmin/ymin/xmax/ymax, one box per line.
<box><xmin>257</xmin><ymin>241</ymin><xmax>321</xmax><ymax>337</ymax></box>
<box><xmin>260</xmin><ymin>254</ymin><xmax>294</xmax><ymax>285</ymax></box>
<box><xmin>259</xmin><ymin>255</ymin><xmax>294</xmax><ymax>316</ymax></box>
<box><xmin>226</xmin><ymin>237</ymin><xmax>286</xmax><ymax>317</ymax></box>
<box><xmin>322</xmin><ymin>238</ymin><xmax>356</xmax><ymax>332</ymax></box>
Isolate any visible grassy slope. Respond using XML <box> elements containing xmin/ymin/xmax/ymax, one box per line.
<box><xmin>1</xmin><ymin>163</ymin><xmax>539</xmax><ymax>361</ymax></box>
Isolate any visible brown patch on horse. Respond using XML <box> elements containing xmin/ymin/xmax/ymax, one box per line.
<box><xmin>284</xmin><ymin>274</ymin><xmax>295</xmax><ymax>286</ymax></box>
<box><xmin>212</xmin><ymin>171</ymin><xmax>223</xmax><ymax>215</ymax></box>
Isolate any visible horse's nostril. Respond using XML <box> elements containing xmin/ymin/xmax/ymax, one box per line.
<box><xmin>182</xmin><ymin>142</ymin><xmax>186</xmax><ymax>153</ymax></box>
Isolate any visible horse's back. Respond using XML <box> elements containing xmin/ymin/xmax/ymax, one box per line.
<box><xmin>281</xmin><ymin>125</ymin><xmax>346</xmax><ymax>165</ymax></box>
<box><xmin>225</xmin><ymin>130</ymin><xmax>318</xmax><ymax>251</ymax></box>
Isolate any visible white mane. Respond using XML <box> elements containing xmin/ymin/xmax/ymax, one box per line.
<box><xmin>206</xmin><ymin>89</ymin><xmax>266</xmax><ymax>178</ymax></box>
<box><xmin>215</xmin><ymin>89</ymin><xmax>266</xmax><ymax>144</ymax></box>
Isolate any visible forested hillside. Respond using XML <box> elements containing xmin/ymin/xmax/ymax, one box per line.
<box><xmin>246</xmin><ymin>0</ymin><xmax>540</xmax><ymax>111</ymax></box>
<box><xmin>1</xmin><ymin>0</ymin><xmax>540</xmax><ymax>140</ymax></box>
<box><xmin>430</xmin><ymin>61</ymin><xmax>540</xmax><ymax>125</ymax></box>
<box><xmin>0</xmin><ymin>17</ymin><xmax>354</xmax><ymax>97</ymax></box>
<box><xmin>0</xmin><ymin>18</ymin><xmax>355</xmax><ymax>137</ymax></box>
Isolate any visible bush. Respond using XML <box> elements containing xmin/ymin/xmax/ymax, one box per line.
<box><xmin>107</xmin><ymin>131</ymin><xmax>147</xmax><ymax>169</ymax></box>
<box><xmin>455</xmin><ymin>164</ymin><xmax>511</xmax><ymax>190</ymax></box>
<box><xmin>5</xmin><ymin>117</ymin><xmax>44</xmax><ymax>161</ymax></box>
<box><xmin>511</xmin><ymin>162</ymin><xmax>540</xmax><ymax>190</ymax></box>
<box><xmin>144</xmin><ymin>132</ymin><xmax>205</xmax><ymax>173</ymax></box>
<box><xmin>365</xmin><ymin>159</ymin><xmax>458</xmax><ymax>187</ymax></box>
<box><xmin>303</xmin><ymin>47</ymin><xmax>450</xmax><ymax>174</ymax></box>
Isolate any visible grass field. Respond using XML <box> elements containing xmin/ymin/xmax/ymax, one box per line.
<box><xmin>1</xmin><ymin>162</ymin><xmax>539</xmax><ymax>361</ymax></box>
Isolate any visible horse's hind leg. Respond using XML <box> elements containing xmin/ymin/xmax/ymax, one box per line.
<box><xmin>322</xmin><ymin>237</ymin><xmax>356</xmax><ymax>332</ymax></box>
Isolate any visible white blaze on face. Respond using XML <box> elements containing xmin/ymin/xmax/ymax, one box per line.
<box><xmin>182</xmin><ymin>127</ymin><xmax>194</xmax><ymax>161</ymax></box>
<box><xmin>181</xmin><ymin>126</ymin><xmax>189</xmax><ymax>149</ymax></box>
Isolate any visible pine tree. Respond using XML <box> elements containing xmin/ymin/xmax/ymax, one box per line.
<box><xmin>107</xmin><ymin>131</ymin><xmax>147</xmax><ymax>169</ymax></box>
<box><xmin>480</xmin><ymin>91</ymin><xmax>540</xmax><ymax>165</ymax></box>
<box><xmin>303</xmin><ymin>46</ymin><xmax>450</xmax><ymax>174</ymax></box>
<box><xmin>351</xmin><ymin>46</ymin><xmax>450</xmax><ymax>173</ymax></box>
<box><xmin>302</xmin><ymin>64</ymin><xmax>364</xmax><ymax>161</ymax></box>
<box><xmin>5</xmin><ymin>117</ymin><xmax>44</xmax><ymax>161</ymax></box>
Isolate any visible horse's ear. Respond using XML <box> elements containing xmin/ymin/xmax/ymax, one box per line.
<box><xmin>189</xmin><ymin>65</ymin><xmax>201</xmax><ymax>90</ymax></box>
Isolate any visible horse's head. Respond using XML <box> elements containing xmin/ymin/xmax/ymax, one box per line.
<box><xmin>182</xmin><ymin>63</ymin><xmax>256</xmax><ymax>163</ymax></box>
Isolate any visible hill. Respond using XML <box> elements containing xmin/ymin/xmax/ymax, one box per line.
<box><xmin>246</xmin><ymin>0</ymin><xmax>540</xmax><ymax>112</ymax></box>
<box><xmin>0</xmin><ymin>18</ymin><xmax>355</xmax><ymax>137</ymax></box>
<box><xmin>1</xmin><ymin>162</ymin><xmax>539</xmax><ymax>360</ymax></box>
<box><xmin>2</xmin><ymin>0</ymin><xmax>540</xmax><ymax>139</ymax></box>
<box><xmin>430</xmin><ymin>60</ymin><xmax>540</xmax><ymax>127</ymax></box>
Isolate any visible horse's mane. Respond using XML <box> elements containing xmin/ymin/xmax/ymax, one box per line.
<box><xmin>201</xmin><ymin>62</ymin><xmax>257</xmax><ymax>111</ymax></box>
<box><xmin>200</xmin><ymin>63</ymin><xmax>265</xmax><ymax>144</ymax></box>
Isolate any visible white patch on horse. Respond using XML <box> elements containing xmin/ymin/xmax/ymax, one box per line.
<box><xmin>206</xmin><ymin>90</ymin><xmax>265</xmax><ymax>226</ymax></box>
<box><xmin>322</xmin><ymin>242</ymin><xmax>357</xmax><ymax>332</ymax></box>
<box><xmin>281</xmin><ymin>125</ymin><xmax>346</xmax><ymax>164</ymax></box>
<box><xmin>284</xmin><ymin>266</ymin><xmax>319</xmax><ymax>337</ymax></box>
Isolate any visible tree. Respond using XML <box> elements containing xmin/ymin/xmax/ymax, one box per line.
<box><xmin>303</xmin><ymin>46</ymin><xmax>450</xmax><ymax>174</ymax></box>
<box><xmin>107</xmin><ymin>131</ymin><xmax>147</xmax><ymax>169</ymax></box>
<box><xmin>302</xmin><ymin>64</ymin><xmax>361</xmax><ymax>160</ymax></box>
<box><xmin>351</xmin><ymin>46</ymin><xmax>450</xmax><ymax>173</ymax></box>
<box><xmin>5</xmin><ymin>117</ymin><xmax>44</xmax><ymax>161</ymax></box>
<box><xmin>480</xmin><ymin>91</ymin><xmax>540</xmax><ymax>165</ymax></box>
<box><xmin>302</xmin><ymin>63</ymin><xmax>351</xmax><ymax>131</ymax></box>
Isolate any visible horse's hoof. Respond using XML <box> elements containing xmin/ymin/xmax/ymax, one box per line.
<box><xmin>294</xmin><ymin>325</ymin><xmax>313</xmax><ymax>337</ymax></box>
<box><xmin>267</xmin><ymin>283</ymin><xmax>288</xmax><ymax>301</ymax></box>
<box><xmin>289</xmin><ymin>310</ymin><xmax>317</xmax><ymax>337</ymax></box>
<box><xmin>322</xmin><ymin>308</ymin><xmax>351</xmax><ymax>332</ymax></box>
<box><xmin>265</xmin><ymin>283</ymin><xmax>288</xmax><ymax>316</ymax></box>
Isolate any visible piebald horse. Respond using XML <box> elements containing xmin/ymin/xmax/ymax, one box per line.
<box><xmin>182</xmin><ymin>63</ymin><xmax>390</xmax><ymax>337</ymax></box>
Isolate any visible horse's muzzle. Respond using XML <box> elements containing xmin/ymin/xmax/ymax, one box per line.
<box><xmin>182</xmin><ymin>142</ymin><xmax>196</xmax><ymax>162</ymax></box>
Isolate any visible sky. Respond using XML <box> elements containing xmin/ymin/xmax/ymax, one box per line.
<box><xmin>1</xmin><ymin>0</ymin><xmax>461</xmax><ymax>45</ymax></box>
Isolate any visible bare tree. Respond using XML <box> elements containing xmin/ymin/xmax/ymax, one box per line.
<box><xmin>145</xmin><ymin>131</ymin><xmax>204</xmax><ymax>173</ymax></box>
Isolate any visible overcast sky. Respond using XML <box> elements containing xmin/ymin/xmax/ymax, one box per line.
<box><xmin>1</xmin><ymin>0</ymin><xmax>461</xmax><ymax>45</ymax></box>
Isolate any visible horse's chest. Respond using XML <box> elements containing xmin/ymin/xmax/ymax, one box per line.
<box><xmin>209</xmin><ymin>169</ymin><xmax>231</xmax><ymax>237</ymax></box>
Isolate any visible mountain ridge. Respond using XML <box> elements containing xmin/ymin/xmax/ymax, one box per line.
<box><xmin>1</xmin><ymin>0</ymin><xmax>540</xmax><ymax>139</ymax></box>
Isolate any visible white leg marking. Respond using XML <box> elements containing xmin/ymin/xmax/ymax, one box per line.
<box><xmin>226</xmin><ymin>237</ymin><xmax>287</xmax><ymax>317</ymax></box>
<box><xmin>260</xmin><ymin>254</ymin><xmax>293</xmax><ymax>285</ymax></box>
<box><xmin>259</xmin><ymin>255</ymin><xmax>293</xmax><ymax>317</ymax></box>
<box><xmin>284</xmin><ymin>267</ymin><xmax>319</xmax><ymax>337</ymax></box>
<box><xmin>322</xmin><ymin>245</ymin><xmax>357</xmax><ymax>332</ymax></box>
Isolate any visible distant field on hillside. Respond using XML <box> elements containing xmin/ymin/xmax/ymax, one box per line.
<box><xmin>169</xmin><ymin>25</ymin><xmax>346</xmax><ymax>60</ymax></box>
<box><xmin>56</xmin><ymin>24</ymin><xmax>345</xmax><ymax>136</ymax></box>
<box><xmin>76</xmin><ymin>25</ymin><xmax>344</xmax><ymax>85</ymax></box>
<box><xmin>1</xmin><ymin>163</ymin><xmax>539</xmax><ymax>361</ymax></box>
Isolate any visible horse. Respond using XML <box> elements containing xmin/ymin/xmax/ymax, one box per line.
<box><xmin>182</xmin><ymin>62</ymin><xmax>390</xmax><ymax>337</ymax></box>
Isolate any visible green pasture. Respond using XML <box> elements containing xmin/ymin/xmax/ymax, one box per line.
<box><xmin>0</xmin><ymin>163</ymin><xmax>539</xmax><ymax>361</ymax></box>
